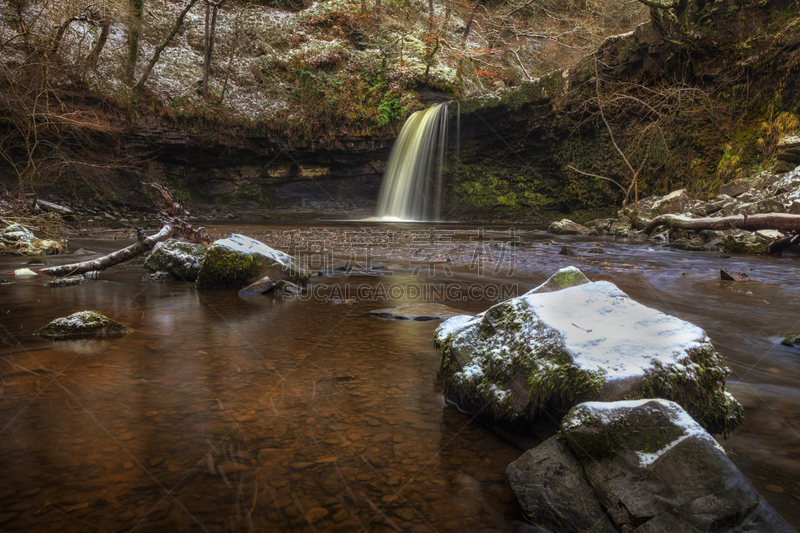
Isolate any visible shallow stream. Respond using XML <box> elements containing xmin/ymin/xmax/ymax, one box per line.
<box><xmin>1</xmin><ymin>222</ymin><xmax>799</xmax><ymax>532</ymax></box>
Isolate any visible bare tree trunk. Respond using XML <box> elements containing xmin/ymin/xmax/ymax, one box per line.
<box><xmin>85</xmin><ymin>18</ymin><xmax>111</xmax><ymax>69</ymax></box>
<box><xmin>639</xmin><ymin>213</ymin><xmax>800</xmax><ymax>235</ymax></box>
<box><xmin>126</xmin><ymin>0</ymin><xmax>144</xmax><ymax>83</ymax></box>
<box><xmin>219</xmin><ymin>5</ymin><xmax>241</xmax><ymax>106</ymax></box>
<box><xmin>428</xmin><ymin>0</ymin><xmax>434</xmax><ymax>32</ymax></box>
<box><xmin>134</xmin><ymin>0</ymin><xmax>201</xmax><ymax>94</ymax></box>
<box><xmin>463</xmin><ymin>0</ymin><xmax>481</xmax><ymax>39</ymax></box>
<box><xmin>52</xmin><ymin>16</ymin><xmax>80</xmax><ymax>54</ymax></box>
<box><xmin>202</xmin><ymin>0</ymin><xmax>224</xmax><ymax>99</ymax></box>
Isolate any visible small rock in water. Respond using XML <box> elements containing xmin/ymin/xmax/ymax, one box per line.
<box><xmin>33</xmin><ymin>311</ymin><xmax>132</xmax><ymax>339</ymax></box>
<box><xmin>275</xmin><ymin>279</ymin><xmax>302</xmax><ymax>295</ymax></box>
<box><xmin>781</xmin><ymin>333</ymin><xmax>800</xmax><ymax>348</ymax></box>
<box><xmin>586</xmin><ymin>246</ymin><xmax>604</xmax><ymax>254</ymax></box>
<box><xmin>238</xmin><ymin>276</ymin><xmax>274</xmax><ymax>296</ymax></box>
<box><xmin>47</xmin><ymin>275</ymin><xmax>85</xmax><ymax>288</ymax></box>
<box><xmin>720</xmin><ymin>268</ymin><xmax>749</xmax><ymax>281</ymax></box>
<box><xmin>140</xmin><ymin>271</ymin><xmax>173</xmax><ymax>283</ymax></box>
<box><xmin>369</xmin><ymin>303</ymin><xmax>469</xmax><ymax>321</ymax></box>
<box><xmin>0</xmin><ymin>278</ymin><xmax>13</xmax><ymax>285</ymax></box>
<box><xmin>329</xmin><ymin>298</ymin><xmax>357</xmax><ymax>305</ymax></box>
<box><xmin>559</xmin><ymin>246</ymin><xmax>578</xmax><ymax>257</ymax></box>
<box><xmin>26</xmin><ymin>255</ymin><xmax>46</xmax><ymax>264</ymax></box>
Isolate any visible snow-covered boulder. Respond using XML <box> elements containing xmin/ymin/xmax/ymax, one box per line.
<box><xmin>548</xmin><ymin>219</ymin><xmax>591</xmax><ymax>235</ymax></box>
<box><xmin>434</xmin><ymin>267</ymin><xmax>743</xmax><ymax>434</ymax></box>
<box><xmin>34</xmin><ymin>311</ymin><xmax>132</xmax><ymax>340</ymax></box>
<box><xmin>506</xmin><ymin>400</ymin><xmax>792</xmax><ymax>533</ymax></box>
<box><xmin>196</xmin><ymin>234</ymin><xmax>310</xmax><ymax>289</ymax></box>
<box><xmin>144</xmin><ymin>239</ymin><xmax>207</xmax><ymax>281</ymax></box>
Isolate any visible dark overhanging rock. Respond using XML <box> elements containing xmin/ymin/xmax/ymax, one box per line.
<box><xmin>507</xmin><ymin>400</ymin><xmax>795</xmax><ymax>533</ymax></box>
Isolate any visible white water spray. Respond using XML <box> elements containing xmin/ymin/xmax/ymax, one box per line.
<box><xmin>376</xmin><ymin>103</ymin><xmax>448</xmax><ymax>221</ymax></box>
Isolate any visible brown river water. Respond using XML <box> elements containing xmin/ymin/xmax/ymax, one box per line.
<box><xmin>1</xmin><ymin>222</ymin><xmax>799</xmax><ymax>532</ymax></box>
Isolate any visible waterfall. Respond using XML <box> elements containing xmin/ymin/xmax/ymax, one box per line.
<box><xmin>376</xmin><ymin>103</ymin><xmax>448</xmax><ymax>221</ymax></box>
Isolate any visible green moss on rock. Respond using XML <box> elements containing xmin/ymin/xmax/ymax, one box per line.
<box><xmin>34</xmin><ymin>311</ymin><xmax>132</xmax><ymax>340</ymax></box>
<box><xmin>195</xmin><ymin>245</ymin><xmax>262</xmax><ymax>289</ymax></box>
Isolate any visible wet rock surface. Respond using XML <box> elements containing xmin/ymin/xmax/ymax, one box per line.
<box><xmin>369</xmin><ymin>302</ymin><xmax>469</xmax><ymax>321</ymax></box>
<box><xmin>435</xmin><ymin>267</ymin><xmax>744</xmax><ymax>434</ymax></box>
<box><xmin>144</xmin><ymin>239</ymin><xmax>207</xmax><ymax>281</ymax></box>
<box><xmin>33</xmin><ymin>311</ymin><xmax>132</xmax><ymax>339</ymax></box>
<box><xmin>507</xmin><ymin>400</ymin><xmax>794</xmax><ymax>533</ymax></box>
<box><xmin>46</xmin><ymin>275</ymin><xmax>85</xmax><ymax>288</ymax></box>
<box><xmin>238</xmin><ymin>276</ymin><xmax>275</xmax><ymax>296</ymax></box>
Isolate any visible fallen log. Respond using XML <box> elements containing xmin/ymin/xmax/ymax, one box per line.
<box><xmin>34</xmin><ymin>224</ymin><xmax>175</xmax><ymax>277</ymax></box>
<box><xmin>33</xmin><ymin>183</ymin><xmax>210</xmax><ymax>277</ymax></box>
<box><xmin>638</xmin><ymin>213</ymin><xmax>800</xmax><ymax>234</ymax></box>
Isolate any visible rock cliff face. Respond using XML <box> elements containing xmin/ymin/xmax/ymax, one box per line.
<box><xmin>124</xmin><ymin>117</ymin><xmax>396</xmax><ymax>214</ymax></box>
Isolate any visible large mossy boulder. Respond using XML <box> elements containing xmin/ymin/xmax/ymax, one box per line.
<box><xmin>144</xmin><ymin>239</ymin><xmax>207</xmax><ymax>281</ymax></box>
<box><xmin>34</xmin><ymin>311</ymin><xmax>132</xmax><ymax>339</ymax></box>
<box><xmin>434</xmin><ymin>267</ymin><xmax>744</xmax><ymax>435</ymax></box>
<box><xmin>0</xmin><ymin>223</ymin><xmax>63</xmax><ymax>256</ymax></box>
<box><xmin>195</xmin><ymin>234</ymin><xmax>310</xmax><ymax>289</ymax></box>
<box><xmin>506</xmin><ymin>400</ymin><xmax>794</xmax><ymax>533</ymax></box>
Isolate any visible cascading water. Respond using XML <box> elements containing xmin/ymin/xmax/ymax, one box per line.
<box><xmin>376</xmin><ymin>103</ymin><xmax>448</xmax><ymax>221</ymax></box>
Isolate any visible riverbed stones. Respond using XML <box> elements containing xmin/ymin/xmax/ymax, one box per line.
<box><xmin>144</xmin><ymin>239</ymin><xmax>207</xmax><ymax>281</ymax></box>
<box><xmin>507</xmin><ymin>399</ymin><xmax>793</xmax><ymax>533</ymax></box>
<box><xmin>719</xmin><ymin>178</ymin><xmax>752</xmax><ymax>197</ymax></box>
<box><xmin>369</xmin><ymin>302</ymin><xmax>468</xmax><ymax>321</ymax></box>
<box><xmin>548</xmin><ymin>219</ymin><xmax>590</xmax><ymax>235</ymax></box>
<box><xmin>0</xmin><ymin>223</ymin><xmax>63</xmax><ymax>256</ymax></box>
<box><xmin>435</xmin><ymin>267</ymin><xmax>744</xmax><ymax>434</ymax></box>
<box><xmin>775</xmin><ymin>135</ymin><xmax>800</xmax><ymax>174</ymax></box>
<box><xmin>33</xmin><ymin>311</ymin><xmax>132</xmax><ymax>339</ymax></box>
<box><xmin>196</xmin><ymin>234</ymin><xmax>310</xmax><ymax>289</ymax></box>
